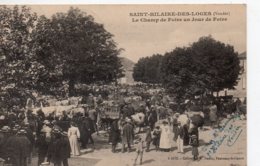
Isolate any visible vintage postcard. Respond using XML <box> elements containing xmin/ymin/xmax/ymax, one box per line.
<box><xmin>0</xmin><ymin>4</ymin><xmax>246</xmax><ymax>166</ymax></box>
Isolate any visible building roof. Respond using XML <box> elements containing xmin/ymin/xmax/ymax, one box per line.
<box><xmin>238</xmin><ymin>52</ymin><xmax>246</xmax><ymax>59</ymax></box>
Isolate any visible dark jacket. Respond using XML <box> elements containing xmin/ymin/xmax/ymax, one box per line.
<box><xmin>60</xmin><ymin>135</ymin><xmax>71</xmax><ymax>159</ymax></box>
<box><xmin>174</xmin><ymin>126</ymin><xmax>184</xmax><ymax>141</ymax></box>
<box><xmin>183</xmin><ymin>125</ymin><xmax>190</xmax><ymax>146</ymax></box>
<box><xmin>47</xmin><ymin>134</ymin><xmax>63</xmax><ymax>163</ymax></box>
<box><xmin>152</xmin><ymin>129</ymin><xmax>161</xmax><ymax>146</ymax></box>
<box><xmin>110</xmin><ymin>120</ymin><xmax>121</xmax><ymax>144</ymax></box>
<box><xmin>145</xmin><ymin>128</ymin><xmax>152</xmax><ymax>142</ymax></box>
<box><xmin>79</xmin><ymin>117</ymin><xmax>95</xmax><ymax>142</ymax></box>
<box><xmin>5</xmin><ymin>134</ymin><xmax>32</xmax><ymax>166</ymax></box>
<box><xmin>35</xmin><ymin>133</ymin><xmax>49</xmax><ymax>155</ymax></box>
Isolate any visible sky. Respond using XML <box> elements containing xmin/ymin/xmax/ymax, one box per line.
<box><xmin>27</xmin><ymin>4</ymin><xmax>246</xmax><ymax>62</ymax></box>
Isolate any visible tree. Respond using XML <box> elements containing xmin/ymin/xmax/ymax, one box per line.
<box><xmin>133</xmin><ymin>54</ymin><xmax>163</xmax><ymax>84</ymax></box>
<box><xmin>161</xmin><ymin>47</ymin><xmax>196</xmax><ymax>101</ymax></box>
<box><xmin>32</xmin><ymin>7</ymin><xmax>124</xmax><ymax>96</ymax></box>
<box><xmin>161</xmin><ymin>36</ymin><xmax>241</xmax><ymax>102</ymax></box>
<box><xmin>0</xmin><ymin>5</ymin><xmax>39</xmax><ymax>109</ymax></box>
<box><xmin>190</xmin><ymin>36</ymin><xmax>241</xmax><ymax>93</ymax></box>
<box><xmin>0</xmin><ymin>6</ymin><xmax>38</xmax><ymax>88</ymax></box>
<box><xmin>133</xmin><ymin>57</ymin><xmax>146</xmax><ymax>83</ymax></box>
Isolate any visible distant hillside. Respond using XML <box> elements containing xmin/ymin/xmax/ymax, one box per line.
<box><xmin>119</xmin><ymin>57</ymin><xmax>135</xmax><ymax>84</ymax></box>
<box><xmin>119</xmin><ymin>57</ymin><xmax>135</xmax><ymax>71</ymax></box>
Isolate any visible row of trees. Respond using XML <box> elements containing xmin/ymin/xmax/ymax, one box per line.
<box><xmin>133</xmin><ymin>36</ymin><xmax>241</xmax><ymax>102</ymax></box>
<box><xmin>133</xmin><ymin>54</ymin><xmax>163</xmax><ymax>84</ymax></box>
<box><xmin>0</xmin><ymin>6</ymin><xmax>124</xmax><ymax>108</ymax></box>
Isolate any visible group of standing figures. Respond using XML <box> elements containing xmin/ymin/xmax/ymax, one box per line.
<box><xmin>109</xmin><ymin>115</ymin><xmax>200</xmax><ymax>164</ymax></box>
<box><xmin>0</xmin><ymin>89</ymin><xmax>246</xmax><ymax>166</ymax></box>
<box><xmin>0</xmin><ymin>108</ymin><xmax>97</xmax><ymax>166</ymax></box>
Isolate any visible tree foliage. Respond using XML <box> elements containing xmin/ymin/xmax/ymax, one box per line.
<box><xmin>0</xmin><ymin>5</ymin><xmax>38</xmax><ymax>90</ymax></box>
<box><xmin>161</xmin><ymin>47</ymin><xmax>195</xmax><ymax>101</ymax></box>
<box><xmin>0</xmin><ymin>6</ymin><xmax>41</xmax><ymax>109</ymax></box>
<box><xmin>161</xmin><ymin>36</ymin><xmax>241</xmax><ymax>101</ymax></box>
<box><xmin>133</xmin><ymin>54</ymin><xmax>163</xmax><ymax>84</ymax></box>
<box><xmin>32</xmin><ymin>7</ymin><xmax>124</xmax><ymax>96</ymax></box>
<box><xmin>0</xmin><ymin>6</ymin><xmax>124</xmax><ymax>110</ymax></box>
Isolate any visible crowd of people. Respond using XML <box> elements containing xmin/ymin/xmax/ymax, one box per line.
<box><xmin>0</xmin><ymin>85</ymin><xmax>246</xmax><ymax>166</ymax></box>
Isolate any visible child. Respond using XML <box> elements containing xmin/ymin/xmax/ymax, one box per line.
<box><xmin>134</xmin><ymin>137</ymin><xmax>144</xmax><ymax>165</ymax></box>
<box><xmin>189</xmin><ymin>126</ymin><xmax>199</xmax><ymax>161</ymax></box>
<box><xmin>145</xmin><ymin>126</ymin><xmax>152</xmax><ymax>152</ymax></box>
<box><xmin>152</xmin><ymin>126</ymin><xmax>161</xmax><ymax>151</ymax></box>
<box><xmin>190</xmin><ymin>134</ymin><xmax>199</xmax><ymax>160</ymax></box>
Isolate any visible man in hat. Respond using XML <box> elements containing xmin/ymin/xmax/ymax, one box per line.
<box><xmin>121</xmin><ymin>103</ymin><xmax>135</xmax><ymax>120</ymax></box>
<box><xmin>87</xmin><ymin>93</ymin><xmax>96</xmax><ymax>108</ymax></box>
<box><xmin>0</xmin><ymin>126</ymin><xmax>12</xmax><ymax>160</ymax></box>
<box><xmin>147</xmin><ymin>106</ymin><xmax>157</xmax><ymax>130</ymax></box>
<box><xmin>41</xmin><ymin>120</ymin><xmax>52</xmax><ymax>144</ymax></box>
<box><xmin>60</xmin><ymin>131</ymin><xmax>71</xmax><ymax>166</ymax></box>
<box><xmin>209</xmin><ymin>101</ymin><xmax>218</xmax><ymax>128</ymax></box>
<box><xmin>5</xmin><ymin>129</ymin><xmax>32</xmax><ymax>166</ymax></box>
<box><xmin>80</xmin><ymin>113</ymin><xmax>95</xmax><ymax>149</ymax></box>
<box><xmin>47</xmin><ymin>128</ymin><xmax>64</xmax><ymax>166</ymax></box>
<box><xmin>88</xmin><ymin>105</ymin><xmax>99</xmax><ymax>135</ymax></box>
<box><xmin>110</xmin><ymin>119</ymin><xmax>121</xmax><ymax>153</ymax></box>
<box><xmin>121</xmin><ymin>118</ymin><xmax>134</xmax><ymax>153</ymax></box>
<box><xmin>137</xmin><ymin>104</ymin><xmax>146</xmax><ymax>114</ymax></box>
<box><xmin>35</xmin><ymin>131</ymin><xmax>49</xmax><ymax>166</ymax></box>
<box><xmin>174</xmin><ymin>121</ymin><xmax>184</xmax><ymax>153</ymax></box>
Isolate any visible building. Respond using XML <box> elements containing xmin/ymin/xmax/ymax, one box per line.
<box><xmin>236</xmin><ymin>52</ymin><xmax>247</xmax><ymax>91</ymax></box>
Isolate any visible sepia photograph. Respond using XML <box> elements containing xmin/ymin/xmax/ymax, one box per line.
<box><xmin>0</xmin><ymin>4</ymin><xmax>246</xmax><ymax>166</ymax></box>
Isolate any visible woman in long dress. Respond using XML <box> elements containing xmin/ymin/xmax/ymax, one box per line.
<box><xmin>159</xmin><ymin>121</ymin><xmax>171</xmax><ymax>152</ymax></box>
<box><xmin>68</xmin><ymin>122</ymin><xmax>81</xmax><ymax>156</ymax></box>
